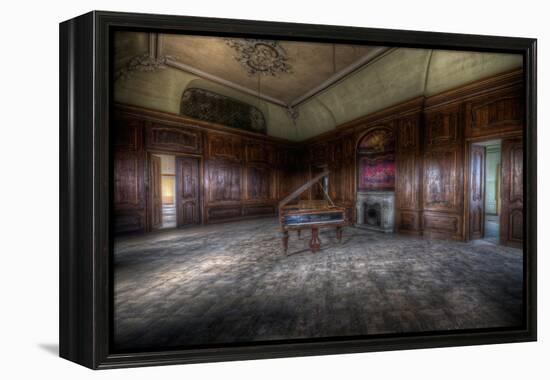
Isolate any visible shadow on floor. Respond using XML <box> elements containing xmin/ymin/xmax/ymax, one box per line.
<box><xmin>38</xmin><ymin>343</ymin><xmax>58</xmax><ymax>356</ymax></box>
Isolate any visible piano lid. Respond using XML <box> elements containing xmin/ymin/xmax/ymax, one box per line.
<box><xmin>278</xmin><ymin>169</ymin><xmax>330</xmax><ymax>209</ymax></box>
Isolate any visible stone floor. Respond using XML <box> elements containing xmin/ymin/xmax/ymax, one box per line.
<box><xmin>113</xmin><ymin>217</ymin><xmax>523</xmax><ymax>352</ymax></box>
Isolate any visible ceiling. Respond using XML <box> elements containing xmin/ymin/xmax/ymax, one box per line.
<box><xmin>114</xmin><ymin>31</ymin><xmax>523</xmax><ymax>141</ymax></box>
<box><xmin>115</xmin><ymin>32</ymin><xmax>388</xmax><ymax>107</ymax></box>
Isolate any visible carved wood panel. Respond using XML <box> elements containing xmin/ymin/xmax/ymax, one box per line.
<box><xmin>114</xmin><ymin>211</ymin><xmax>145</xmax><ymax>235</ymax></box>
<box><xmin>328</xmin><ymin>164</ymin><xmax>343</xmax><ymax>203</ymax></box>
<box><xmin>246</xmin><ymin>166</ymin><xmax>273</xmax><ymax>201</ymax></box>
<box><xmin>425</xmin><ymin>109</ymin><xmax>460</xmax><ymax>147</ymax></box>
<box><xmin>245</xmin><ymin>141</ymin><xmax>274</xmax><ymax>164</ymax></box>
<box><xmin>468</xmin><ymin>145</ymin><xmax>486</xmax><ymax>240</ymax></box>
<box><xmin>145</xmin><ymin>123</ymin><xmax>202</xmax><ymax>154</ymax></box>
<box><xmin>207</xmin><ymin>133</ymin><xmax>242</xmax><ymax>162</ymax></box>
<box><xmin>465</xmin><ymin>88</ymin><xmax>523</xmax><ymax>138</ymax></box>
<box><xmin>309</xmin><ymin>143</ymin><xmax>328</xmax><ymax>165</ymax></box>
<box><xmin>500</xmin><ymin>137</ymin><xmax>523</xmax><ymax>247</ymax></box>
<box><xmin>176</xmin><ymin>156</ymin><xmax>201</xmax><ymax>226</ymax></box>
<box><xmin>423</xmin><ymin>212</ymin><xmax>461</xmax><ymax>239</ymax></box>
<box><xmin>113</xmin><ymin>150</ymin><xmax>146</xmax><ymax>233</ymax></box>
<box><xmin>423</xmin><ymin>147</ymin><xmax>461</xmax><ymax>211</ymax></box>
<box><xmin>398</xmin><ymin>116</ymin><xmax>419</xmax><ymax>151</ymax></box>
<box><xmin>277</xmin><ymin>148</ymin><xmax>296</xmax><ymax>169</ymax></box>
<box><xmin>206</xmin><ymin>161</ymin><xmax>242</xmax><ymax>203</ymax></box>
<box><xmin>114</xmin><ymin>151</ymin><xmax>144</xmax><ymax>208</ymax></box>
<box><xmin>329</xmin><ymin>139</ymin><xmax>344</xmax><ymax>163</ymax></box>
<box><xmin>397</xmin><ymin>211</ymin><xmax>420</xmax><ymax>232</ymax></box>
<box><xmin>396</xmin><ymin>152</ymin><xmax>418</xmax><ymax>210</ymax></box>
<box><xmin>206</xmin><ymin>206</ymin><xmax>242</xmax><ymax>222</ymax></box>
<box><xmin>113</xmin><ymin>116</ymin><xmax>143</xmax><ymax>151</ymax></box>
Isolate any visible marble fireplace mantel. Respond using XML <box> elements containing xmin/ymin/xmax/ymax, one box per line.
<box><xmin>356</xmin><ymin>191</ymin><xmax>395</xmax><ymax>233</ymax></box>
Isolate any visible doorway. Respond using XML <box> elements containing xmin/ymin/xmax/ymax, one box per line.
<box><xmin>149</xmin><ymin>153</ymin><xmax>201</xmax><ymax>231</ymax></box>
<box><xmin>150</xmin><ymin>154</ymin><xmax>177</xmax><ymax>230</ymax></box>
<box><xmin>468</xmin><ymin>139</ymin><xmax>501</xmax><ymax>243</ymax></box>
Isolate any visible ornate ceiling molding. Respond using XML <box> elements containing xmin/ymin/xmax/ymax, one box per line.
<box><xmin>114</xmin><ymin>53</ymin><xmax>174</xmax><ymax>82</ymax></box>
<box><xmin>164</xmin><ymin>58</ymin><xmax>288</xmax><ymax>106</ymax></box>
<box><xmin>116</xmin><ymin>33</ymin><xmax>393</xmax><ymax>121</ymax></box>
<box><xmin>224</xmin><ymin>38</ymin><xmax>292</xmax><ymax>76</ymax></box>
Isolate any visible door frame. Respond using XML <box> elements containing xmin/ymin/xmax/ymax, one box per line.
<box><xmin>463</xmin><ymin>131</ymin><xmax>521</xmax><ymax>242</ymax></box>
<box><xmin>145</xmin><ymin>150</ymin><xmax>204</xmax><ymax>232</ymax></box>
<box><xmin>147</xmin><ymin>153</ymin><xmax>163</xmax><ymax>231</ymax></box>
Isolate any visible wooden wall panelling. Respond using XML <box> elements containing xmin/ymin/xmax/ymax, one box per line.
<box><xmin>207</xmin><ymin>132</ymin><xmax>243</xmax><ymax>162</ymax></box>
<box><xmin>112</xmin><ymin>69</ymin><xmax>523</xmax><ymax>236</ymax></box>
<box><xmin>242</xmin><ymin>139</ymin><xmax>277</xmax><ymax>218</ymax></box>
<box><xmin>465</xmin><ymin>86</ymin><xmax>523</xmax><ymax>138</ymax></box>
<box><xmin>113</xmin><ymin>115</ymin><xmax>143</xmax><ymax>152</ymax></box>
<box><xmin>245</xmin><ymin>140</ymin><xmax>274</xmax><ymax>165</ymax></box>
<box><xmin>205</xmin><ymin>161</ymin><xmax>242</xmax><ymax>204</ymax></box>
<box><xmin>422</xmin><ymin>211</ymin><xmax>461</xmax><ymax>240</ymax></box>
<box><xmin>245</xmin><ymin>165</ymin><xmax>274</xmax><ymax>201</ymax></box>
<box><xmin>395</xmin><ymin>114</ymin><xmax>423</xmax><ymax>235</ymax></box>
<box><xmin>500</xmin><ymin>137</ymin><xmax>523</xmax><ymax>247</ymax></box>
<box><xmin>113</xmin><ymin>114</ymin><xmax>147</xmax><ymax>234</ymax></box>
<box><xmin>145</xmin><ymin>122</ymin><xmax>203</xmax><ymax>154</ymax></box>
<box><xmin>113</xmin><ymin>150</ymin><xmax>146</xmax><ymax>234</ymax></box>
<box><xmin>422</xmin><ymin>104</ymin><xmax>464</xmax><ymax>240</ymax></box>
<box><xmin>204</xmin><ymin>160</ymin><xmax>243</xmax><ymax>223</ymax></box>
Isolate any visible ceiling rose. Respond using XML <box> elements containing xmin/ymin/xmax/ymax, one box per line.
<box><xmin>224</xmin><ymin>38</ymin><xmax>292</xmax><ymax>76</ymax></box>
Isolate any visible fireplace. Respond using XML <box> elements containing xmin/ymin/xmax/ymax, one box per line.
<box><xmin>356</xmin><ymin>191</ymin><xmax>395</xmax><ymax>233</ymax></box>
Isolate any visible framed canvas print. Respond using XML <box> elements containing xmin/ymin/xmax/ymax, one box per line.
<box><xmin>59</xmin><ymin>11</ymin><xmax>537</xmax><ymax>369</ymax></box>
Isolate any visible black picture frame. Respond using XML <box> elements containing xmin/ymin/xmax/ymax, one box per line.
<box><xmin>59</xmin><ymin>10</ymin><xmax>537</xmax><ymax>369</ymax></box>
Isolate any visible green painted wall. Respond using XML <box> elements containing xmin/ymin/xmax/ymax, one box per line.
<box><xmin>485</xmin><ymin>143</ymin><xmax>501</xmax><ymax>215</ymax></box>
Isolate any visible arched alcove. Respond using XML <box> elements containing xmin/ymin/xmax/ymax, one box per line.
<box><xmin>356</xmin><ymin>127</ymin><xmax>396</xmax><ymax>232</ymax></box>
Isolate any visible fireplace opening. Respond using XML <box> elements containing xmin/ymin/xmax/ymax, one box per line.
<box><xmin>364</xmin><ymin>203</ymin><xmax>381</xmax><ymax>226</ymax></box>
<box><xmin>355</xmin><ymin>191</ymin><xmax>395</xmax><ymax>233</ymax></box>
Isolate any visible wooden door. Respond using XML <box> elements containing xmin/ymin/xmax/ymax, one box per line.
<box><xmin>500</xmin><ymin>137</ymin><xmax>523</xmax><ymax>248</ymax></box>
<box><xmin>149</xmin><ymin>155</ymin><xmax>162</xmax><ymax>230</ymax></box>
<box><xmin>176</xmin><ymin>156</ymin><xmax>201</xmax><ymax>227</ymax></box>
<box><xmin>469</xmin><ymin>144</ymin><xmax>486</xmax><ymax>240</ymax></box>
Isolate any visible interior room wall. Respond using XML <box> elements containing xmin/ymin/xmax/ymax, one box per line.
<box><xmin>113</xmin><ymin>69</ymin><xmax>523</xmax><ymax>246</ymax></box>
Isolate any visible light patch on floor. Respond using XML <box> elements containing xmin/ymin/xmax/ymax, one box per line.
<box><xmin>113</xmin><ymin>217</ymin><xmax>523</xmax><ymax>352</ymax></box>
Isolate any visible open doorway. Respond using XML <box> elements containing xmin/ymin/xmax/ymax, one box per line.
<box><xmin>468</xmin><ymin>139</ymin><xmax>501</xmax><ymax>243</ymax></box>
<box><xmin>150</xmin><ymin>154</ymin><xmax>177</xmax><ymax>230</ymax></box>
<box><xmin>149</xmin><ymin>153</ymin><xmax>201</xmax><ymax>231</ymax></box>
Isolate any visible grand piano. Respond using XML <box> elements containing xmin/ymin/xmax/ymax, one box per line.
<box><xmin>278</xmin><ymin>170</ymin><xmax>349</xmax><ymax>254</ymax></box>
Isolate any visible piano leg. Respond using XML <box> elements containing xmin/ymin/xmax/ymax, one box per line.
<box><xmin>297</xmin><ymin>229</ymin><xmax>301</xmax><ymax>238</ymax></box>
<box><xmin>310</xmin><ymin>227</ymin><xmax>321</xmax><ymax>253</ymax></box>
<box><xmin>282</xmin><ymin>230</ymin><xmax>289</xmax><ymax>254</ymax></box>
<box><xmin>336</xmin><ymin>226</ymin><xmax>342</xmax><ymax>242</ymax></box>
